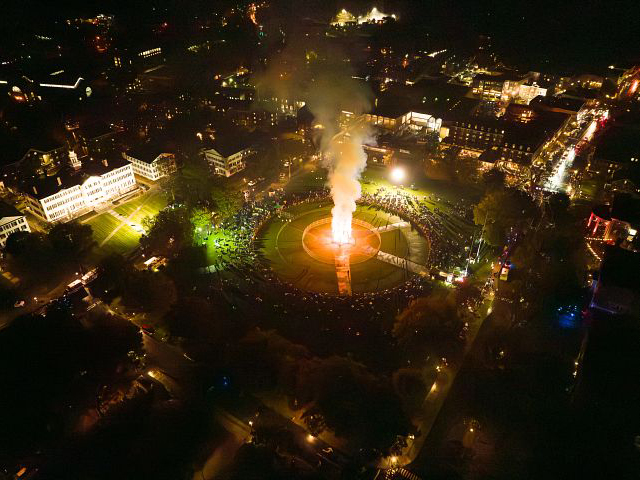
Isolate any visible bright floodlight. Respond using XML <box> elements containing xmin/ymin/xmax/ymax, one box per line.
<box><xmin>390</xmin><ymin>166</ymin><xmax>406</xmax><ymax>183</ymax></box>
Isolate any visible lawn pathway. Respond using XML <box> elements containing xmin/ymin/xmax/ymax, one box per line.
<box><xmin>99</xmin><ymin>199</ymin><xmax>150</xmax><ymax>247</ymax></box>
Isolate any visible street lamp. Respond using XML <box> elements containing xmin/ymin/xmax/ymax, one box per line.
<box><xmin>390</xmin><ymin>166</ymin><xmax>405</xmax><ymax>183</ymax></box>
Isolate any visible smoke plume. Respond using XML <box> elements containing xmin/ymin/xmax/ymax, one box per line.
<box><xmin>325</xmin><ymin>126</ymin><xmax>370</xmax><ymax>243</ymax></box>
<box><xmin>253</xmin><ymin>40</ymin><xmax>373</xmax><ymax>243</ymax></box>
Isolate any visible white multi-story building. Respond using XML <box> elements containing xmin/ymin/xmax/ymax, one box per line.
<box><xmin>341</xmin><ymin>108</ymin><xmax>442</xmax><ymax>134</ymax></box>
<box><xmin>24</xmin><ymin>156</ymin><xmax>137</xmax><ymax>223</ymax></box>
<box><xmin>504</xmin><ymin>81</ymin><xmax>548</xmax><ymax>105</ymax></box>
<box><xmin>202</xmin><ymin>139</ymin><xmax>256</xmax><ymax>177</ymax></box>
<box><xmin>0</xmin><ymin>202</ymin><xmax>30</xmax><ymax>248</ymax></box>
<box><xmin>122</xmin><ymin>148</ymin><xmax>176</xmax><ymax>181</ymax></box>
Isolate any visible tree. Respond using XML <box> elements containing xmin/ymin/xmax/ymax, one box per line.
<box><xmin>141</xmin><ymin>206</ymin><xmax>193</xmax><ymax>255</ymax></box>
<box><xmin>4</xmin><ymin>231</ymin><xmax>52</xmax><ymax>271</ymax></box>
<box><xmin>393</xmin><ymin>290</ymin><xmax>466</xmax><ymax>359</ymax></box>
<box><xmin>47</xmin><ymin>221</ymin><xmax>94</xmax><ymax>259</ymax></box>
<box><xmin>167</xmin><ymin>155</ymin><xmax>213</xmax><ymax>208</ymax></box>
<box><xmin>211</xmin><ymin>186</ymin><xmax>242</xmax><ymax>221</ymax></box>
<box><xmin>425</xmin><ymin>147</ymin><xmax>476</xmax><ymax>184</ymax></box>
<box><xmin>191</xmin><ymin>207</ymin><xmax>212</xmax><ymax>241</ymax></box>
<box><xmin>232</xmin><ymin>328</ymin><xmax>310</xmax><ymax>393</ymax></box>
<box><xmin>508</xmin><ymin>223</ymin><xmax>587</xmax><ymax>313</ymax></box>
<box><xmin>297</xmin><ymin>356</ymin><xmax>414</xmax><ymax>453</ymax></box>
<box><xmin>92</xmin><ymin>253</ymin><xmax>133</xmax><ymax>297</ymax></box>
<box><xmin>0</xmin><ymin>282</ymin><xmax>17</xmax><ymax>309</ymax></box>
<box><xmin>163</xmin><ymin>296</ymin><xmax>217</xmax><ymax>339</ymax></box>
<box><xmin>392</xmin><ymin>367</ymin><xmax>432</xmax><ymax>417</ymax></box>
<box><xmin>474</xmin><ymin>188</ymin><xmax>538</xmax><ymax>246</ymax></box>
<box><xmin>253</xmin><ymin>147</ymin><xmax>280</xmax><ymax>180</ymax></box>
<box><xmin>546</xmin><ymin>192</ymin><xmax>570</xmax><ymax>223</ymax></box>
<box><xmin>4</xmin><ymin>231</ymin><xmax>33</xmax><ymax>257</ymax></box>
<box><xmin>122</xmin><ymin>271</ymin><xmax>177</xmax><ymax>313</ymax></box>
<box><xmin>482</xmin><ymin>168</ymin><xmax>506</xmax><ymax>191</ymax></box>
<box><xmin>165</xmin><ymin>245</ymin><xmax>208</xmax><ymax>290</ymax></box>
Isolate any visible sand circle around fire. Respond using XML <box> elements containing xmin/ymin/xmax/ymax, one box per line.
<box><xmin>300</xmin><ymin>217</ymin><xmax>381</xmax><ymax>265</ymax></box>
<box><xmin>258</xmin><ymin>201</ymin><xmax>430</xmax><ymax>295</ymax></box>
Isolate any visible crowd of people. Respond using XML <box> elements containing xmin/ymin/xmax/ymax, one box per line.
<box><xmin>205</xmin><ymin>184</ymin><xmax>475</xmax><ymax>280</ymax></box>
<box><xmin>361</xmin><ymin>187</ymin><xmax>475</xmax><ymax>272</ymax></box>
<box><xmin>200</xmin><ymin>184</ymin><xmax>472</xmax><ymax>313</ymax></box>
<box><xmin>192</xmin><ymin>185</ymin><xmax>477</xmax><ymax>367</ymax></box>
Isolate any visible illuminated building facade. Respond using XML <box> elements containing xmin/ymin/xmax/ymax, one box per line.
<box><xmin>341</xmin><ymin>109</ymin><xmax>442</xmax><ymax>134</ymax></box>
<box><xmin>23</xmin><ymin>156</ymin><xmax>137</xmax><ymax>223</ymax></box>
<box><xmin>123</xmin><ymin>148</ymin><xmax>176</xmax><ymax>181</ymax></box>
<box><xmin>472</xmin><ymin>74</ymin><xmax>508</xmax><ymax>101</ymax></box>
<box><xmin>202</xmin><ymin>138</ymin><xmax>256</xmax><ymax>177</ymax></box>
<box><xmin>330</xmin><ymin>7</ymin><xmax>396</xmax><ymax>26</ymax></box>
<box><xmin>0</xmin><ymin>202</ymin><xmax>30</xmax><ymax>249</ymax></box>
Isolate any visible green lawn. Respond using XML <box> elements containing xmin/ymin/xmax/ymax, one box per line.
<box><xmin>85</xmin><ymin>212</ymin><xmax>141</xmax><ymax>256</ymax></box>
<box><xmin>114</xmin><ymin>190</ymin><xmax>167</xmax><ymax>225</ymax></box>
<box><xmin>203</xmin><ymin>229</ymin><xmax>241</xmax><ymax>266</ymax></box>
<box><xmin>285</xmin><ymin>168</ymin><xmax>328</xmax><ymax>194</ymax></box>
<box><xmin>287</xmin><ymin>165</ymin><xmax>481</xmax><ymax>213</ymax></box>
<box><xmin>259</xmin><ymin>202</ymin><xmax>428</xmax><ymax>294</ymax></box>
<box><xmin>360</xmin><ymin>166</ymin><xmax>482</xmax><ymax>206</ymax></box>
<box><xmin>86</xmin><ymin>213</ymin><xmax>122</xmax><ymax>244</ymax></box>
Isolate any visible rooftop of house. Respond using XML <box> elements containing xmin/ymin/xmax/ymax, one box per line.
<box><xmin>202</xmin><ymin>133</ymin><xmax>256</xmax><ymax>158</ymax></box>
<box><xmin>610</xmin><ymin>192</ymin><xmax>640</xmax><ymax>225</ymax></box>
<box><xmin>592</xmin><ymin>245</ymin><xmax>640</xmax><ymax>314</ymax></box>
<box><xmin>125</xmin><ymin>144</ymin><xmax>172</xmax><ymax>164</ymax></box>
<box><xmin>594</xmin><ymin>124</ymin><xmax>640</xmax><ymax>165</ymax></box>
<box><xmin>0</xmin><ymin>201</ymin><xmax>23</xmax><ymax>219</ymax></box>
<box><xmin>24</xmin><ymin>153</ymin><xmax>130</xmax><ymax>199</ymax></box>
<box><xmin>530</xmin><ymin>95</ymin><xmax>585</xmax><ymax>113</ymax></box>
<box><xmin>80</xmin><ymin>122</ymin><xmax>116</xmax><ymax>140</ymax></box>
<box><xmin>473</xmin><ymin>71</ymin><xmax>523</xmax><ymax>83</ymax></box>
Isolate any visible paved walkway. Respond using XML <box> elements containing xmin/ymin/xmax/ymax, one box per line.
<box><xmin>375</xmin><ymin>250</ymin><xmax>429</xmax><ymax>276</ymax></box>
<box><xmin>334</xmin><ymin>249</ymin><xmax>352</xmax><ymax>296</ymax></box>
<box><xmin>372</xmin><ymin>221</ymin><xmax>410</xmax><ymax>233</ymax></box>
<box><xmin>98</xmin><ymin>202</ymin><xmax>146</xmax><ymax>247</ymax></box>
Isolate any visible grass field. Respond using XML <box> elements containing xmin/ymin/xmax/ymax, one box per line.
<box><xmin>287</xmin><ymin>164</ymin><xmax>482</xmax><ymax>205</ymax></box>
<box><xmin>85</xmin><ymin>213</ymin><xmax>141</xmax><ymax>255</ymax></box>
<box><xmin>82</xmin><ymin>189</ymin><xmax>169</xmax><ymax>260</ymax></box>
<box><xmin>114</xmin><ymin>190</ymin><xmax>167</xmax><ymax>225</ymax></box>
<box><xmin>204</xmin><ymin>229</ymin><xmax>241</xmax><ymax>266</ymax></box>
<box><xmin>259</xmin><ymin>201</ymin><xmax>429</xmax><ymax>294</ymax></box>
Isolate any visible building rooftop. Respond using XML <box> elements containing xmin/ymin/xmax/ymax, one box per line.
<box><xmin>0</xmin><ymin>201</ymin><xmax>23</xmax><ymax>219</ymax></box>
<box><xmin>369</xmin><ymin>103</ymin><xmax>410</xmax><ymax>120</ymax></box>
<box><xmin>80</xmin><ymin>122</ymin><xmax>116</xmax><ymax>140</ymax></box>
<box><xmin>594</xmin><ymin>125</ymin><xmax>640</xmax><ymax>166</ymax></box>
<box><xmin>503</xmin><ymin>110</ymin><xmax>569</xmax><ymax>149</ymax></box>
<box><xmin>202</xmin><ymin>134</ymin><xmax>256</xmax><ymax>158</ymax></box>
<box><xmin>592</xmin><ymin>245</ymin><xmax>640</xmax><ymax>315</ymax></box>
<box><xmin>610</xmin><ymin>193</ymin><xmax>640</xmax><ymax>225</ymax></box>
<box><xmin>530</xmin><ymin>95</ymin><xmax>585</xmax><ymax>113</ymax></box>
<box><xmin>125</xmin><ymin>144</ymin><xmax>171</xmax><ymax>164</ymax></box>
<box><xmin>473</xmin><ymin>71</ymin><xmax>523</xmax><ymax>83</ymax></box>
<box><xmin>25</xmin><ymin>153</ymin><xmax>129</xmax><ymax>199</ymax></box>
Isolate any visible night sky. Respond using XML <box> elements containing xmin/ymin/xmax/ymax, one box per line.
<box><xmin>4</xmin><ymin>0</ymin><xmax>639</xmax><ymax>71</ymax></box>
